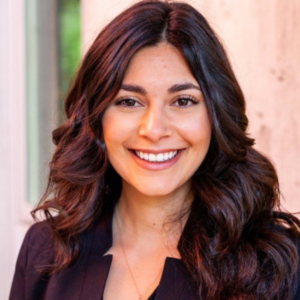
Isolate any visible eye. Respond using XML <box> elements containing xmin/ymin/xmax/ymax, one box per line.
<box><xmin>173</xmin><ymin>95</ymin><xmax>199</xmax><ymax>107</ymax></box>
<box><xmin>115</xmin><ymin>97</ymin><xmax>142</xmax><ymax>107</ymax></box>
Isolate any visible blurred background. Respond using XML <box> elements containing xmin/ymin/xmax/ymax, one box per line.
<box><xmin>1</xmin><ymin>0</ymin><xmax>299</xmax><ymax>298</ymax></box>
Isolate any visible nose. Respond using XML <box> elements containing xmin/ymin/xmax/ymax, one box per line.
<box><xmin>138</xmin><ymin>104</ymin><xmax>172</xmax><ymax>142</ymax></box>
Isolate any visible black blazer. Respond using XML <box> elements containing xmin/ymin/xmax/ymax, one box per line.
<box><xmin>9</xmin><ymin>209</ymin><xmax>300</xmax><ymax>300</ymax></box>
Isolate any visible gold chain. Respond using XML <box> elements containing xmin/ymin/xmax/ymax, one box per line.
<box><xmin>115</xmin><ymin>210</ymin><xmax>163</xmax><ymax>300</ymax></box>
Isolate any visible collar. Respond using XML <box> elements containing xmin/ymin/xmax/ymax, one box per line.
<box><xmin>47</xmin><ymin>207</ymin><xmax>201</xmax><ymax>300</ymax></box>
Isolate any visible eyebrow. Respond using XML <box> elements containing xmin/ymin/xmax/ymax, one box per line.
<box><xmin>120</xmin><ymin>83</ymin><xmax>201</xmax><ymax>95</ymax></box>
<box><xmin>120</xmin><ymin>84</ymin><xmax>147</xmax><ymax>95</ymax></box>
<box><xmin>168</xmin><ymin>83</ymin><xmax>201</xmax><ymax>93</ymax></box>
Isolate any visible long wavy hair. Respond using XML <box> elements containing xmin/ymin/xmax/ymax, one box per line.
<box><xmin>32</xmin><ymin>1</ymin><xmax>300</xmax><ymax>299</ymax></box>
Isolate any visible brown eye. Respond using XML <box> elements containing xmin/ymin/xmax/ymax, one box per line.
<box><xmin>177</xmin><ymin>99</ymin><xmax>189</xmax><ymax>106</ymax></box>
<box><xmin>122</xmin><ymin>99</ymin><xmax>136</xmax><ymax>106</ymax></box>
<box><xmin>115</xmin><ymin>97</ymin><xmax>141</xmax><ymax>107</ymax></box>
<box><xmin>174</xmin><ymin>96</ymin><xmax>198</xmax><ymax>107</ymax></box>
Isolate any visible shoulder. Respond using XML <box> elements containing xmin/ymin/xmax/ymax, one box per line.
<box><xmin>9</xmin><ymin>220</ymin><xmax>55</xmax><ymax>300</ymax></box>
<box><xmin>26</xmin><ymin>220</ymin><xmax>53</xmax><ymax>243</ymax></box>
<box><xmin>24</xmin><ymin>220</ymin><xmax>55</xmax><ymax>265</ymax></box>
<box><xmin>293</xmin><ymin>238</ymin><xmax>300</xmax><ymax>299</ymax></box>
<box><xmin>16</xmin><ymin>220</ymin><xmax>55</xmax><ymax>275</ymax></box>
<box><xmin>10</xmin><ymin>211</ymin><xmax>112</xmax><ymax>300</ymax></box>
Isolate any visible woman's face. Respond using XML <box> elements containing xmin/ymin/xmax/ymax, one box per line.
<box><xmin>103</xmin><ymin>43</ymin><xmax>211</xmax><ymax>198</ymax></box>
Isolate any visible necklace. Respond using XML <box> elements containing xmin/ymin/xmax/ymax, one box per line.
<box><xmin>115</xmin><ymin>211</ymin><xmax>163</xmax><ymax>300</ymax></box>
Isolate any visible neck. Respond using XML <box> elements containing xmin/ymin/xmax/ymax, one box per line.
<box><xmin>114</xmin><ymin>180</ymin><xmax>192</xmax><ymax>256</ymax></box>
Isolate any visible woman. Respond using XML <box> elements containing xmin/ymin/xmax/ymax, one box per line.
<box><xmin>10</xmin><ymin>1</ymin><xmax>300</xmax><ymax>299</ymax></box>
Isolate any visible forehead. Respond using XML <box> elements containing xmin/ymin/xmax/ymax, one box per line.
<box><xmin>122</xmin><ymin>43</ymin><xmax>198</xmax><ymax>87</ymax></box>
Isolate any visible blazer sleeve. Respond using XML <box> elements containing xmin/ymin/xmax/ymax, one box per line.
<box><xmin>9</xmin><ymin>225</ymin><xmax>32</xmax><ymax>300</ymax></box>
<box><xmin>293</xmin><ymin>240</ymin><xmax>300</xmax><ymax>300</ymax></box>
<box><xmin>9</xmin><ymin>222</ymin><xmax>54</xmax><ymax>300</ymax></box>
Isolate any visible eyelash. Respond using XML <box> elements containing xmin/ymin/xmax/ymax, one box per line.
<box><xmin>173</xmin><ymin>95</ymin><xmax>199</xmax><ymax>107</ymax></box>
<box><xmin>114</xmin><ymin>95</ymin><xmax>199</xmax><ymax>108</ymax></box>
<box><xmin>114</xmin><ymin>97</ymin><xmax>141</xmax><ymax>107</ymax></box>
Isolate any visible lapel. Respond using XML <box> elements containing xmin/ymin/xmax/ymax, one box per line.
<box><xmin>79</xmin><ymin>208</ymin><xmax>114</xmax><ymax>299</ymax></box>
<box><xmin>155</xmin><ymin>257</ymin><xmax>201</xmax><ymax>300</ymax></box>
<box><xmin>46</xmin><ymin>207</ymin><xmax>203</xmax><ymax>300</ymax></box>
<box><xmin>45</xmin><ymin>209</ymin><xmax>113</xmax><ymax>300</ymax></box>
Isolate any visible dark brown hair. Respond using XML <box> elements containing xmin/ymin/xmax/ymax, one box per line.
<box><xmin>32</xmin><ymin>1</ymin><xmax>300</xmax><ymax>299</ymax></box>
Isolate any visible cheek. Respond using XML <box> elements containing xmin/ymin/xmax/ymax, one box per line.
<box><xmin>103</xmin><ymin>111</ymin><xmax>142</xmax><ymax>146</ymax></box>
<box><xmin>102</xmin><ymin>111</ymin><xmax>112</xmax><ymax>139</ymax></box>
<box><xmin>102</xmin><ymin>112</ymin><xmax>124</xmax><ymax>145</ymax></box>
<box><xmin>102</xmin><ymin>111</ymin><xmax>137</xmax><ymax>165</ymax></box>
<box><xmin>102</xmin><ymin>113</ymin><xmax>121</xmax><ymax>162</ymax></box>
<box><xmin>177</xmin><ymin>114</ymin><xmax>211</xmax><ymax>145</ymax></box>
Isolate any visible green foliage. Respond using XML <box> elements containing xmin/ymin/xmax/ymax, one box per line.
<box><xmin>59</xmin><ymin>0</ymin><xmax>81</xmax><ymax>121</ymax></box>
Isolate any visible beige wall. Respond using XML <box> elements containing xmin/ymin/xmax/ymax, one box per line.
<box><xmin>81</xmin><ymin>0</ymin><xmax>300</xmax><ymax>213</ymax></box>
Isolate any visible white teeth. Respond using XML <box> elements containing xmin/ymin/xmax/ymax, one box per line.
<box><xmin>157</xmin><ymin>153</ymin><xmax>164</xmax><ymax>162</ymax></box>
<box><xmin>149</xmin><ymin>154</ymin><xmax>156</xmax><ymax>162</ymax></box>
<box><xmin>135</xmin><ymin>150</ymin><xmax>178</xmax><ymax>162</ymax></box>
<box><xmin>168</xmin><ymin>151</ymin><xmax>176</xmax><ymax>159</ymax></box>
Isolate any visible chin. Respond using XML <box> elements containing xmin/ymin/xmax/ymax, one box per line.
<box><xmin>138</xmin><ymin>190</ymin><xmax>173</xmax><ymax>197</ymax></box>
<box><xmin>134</xmin><ymin>181</ymin><xmax>188</xmax><ymax>198</ymax></box>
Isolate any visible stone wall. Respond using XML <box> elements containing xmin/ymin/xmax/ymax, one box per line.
<box><xmin>81</xmin><ymin>0</ymin><xmax>300</xmax><ymax>212</ymax></box>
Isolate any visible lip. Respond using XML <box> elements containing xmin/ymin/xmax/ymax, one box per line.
<box><xmin>130</xmin><ymin>148</ymin><xmax>181</xmax><ymax>154</ymax></box>
<box><xmin>129</xmin><ymin>149</ymin><xmax>185</xmax><ymax>171</ymax></box>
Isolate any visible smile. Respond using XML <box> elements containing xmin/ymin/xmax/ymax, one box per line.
<box><xmin>134</xmin><ymin>150</ymin><xmax>179</xmax><ymax>162</ymax></box>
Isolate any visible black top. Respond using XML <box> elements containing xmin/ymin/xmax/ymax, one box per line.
<box><xmin>148</xmin><ymin>288</ymin><xmax>157</xmax><ymax>300</ymax></box>
<box><xmin>9</xmin><ymin>208</ymin><xmax>199</xmax><ymax>300</ymax></box>
<box><xmin>9</xmin><ymin>207</ymin><xmax>300</xmax><ymax>300</ymax></box>
<box><xmin>100</xmin><ymin>287</ymin><xmax>157</xmax><ymax>300</ymax></box>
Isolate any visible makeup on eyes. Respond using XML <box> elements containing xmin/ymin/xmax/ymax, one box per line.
<box><xmin>114</xmin><ymin>94</ymin><xmax>200</xmax><ymax>108</ymax></box>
